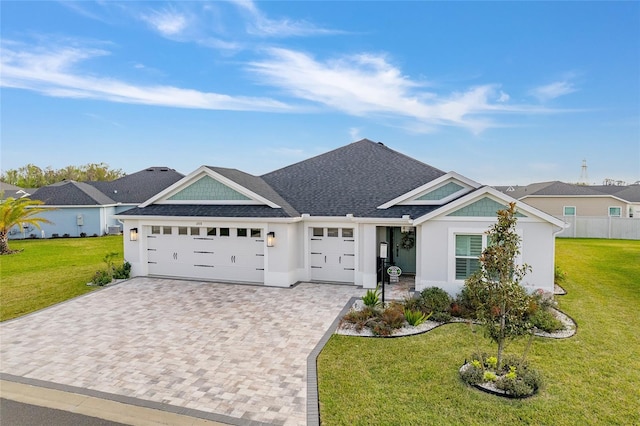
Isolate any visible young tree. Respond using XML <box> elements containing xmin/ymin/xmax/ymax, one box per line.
<box><xmin>0</xmin><ymin>197</ymin><xmax>53</xmax><ymax>254</ymax></box>
<box><xmin>463</xmin><ymin>202</ymin><xmax>532</xmax><ymax>368</ymax></box>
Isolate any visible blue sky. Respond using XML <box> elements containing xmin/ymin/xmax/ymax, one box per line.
<box><xmin>1</xmin><ymin>1</ymin><xmax>639</xmax><ymax>185</ymax></box>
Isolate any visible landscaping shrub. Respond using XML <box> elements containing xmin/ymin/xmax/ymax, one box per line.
<box><xmin>362</xmin><ymin>287</ymin><xmax>381</xmax><ymax>308</ymax></box>
<box><xmin>529</xmin><ymin>308</ymin><xmax>564</xmax><ymax>333</ymax></box>
<box><xmin>419</xmin><ymin>287</ymin><xmax>452</xmax><ymax>314</ymax></box>
<box><xmin>91</xmin><ymin>269</ymin><xmax>112</xmax><ymax>286</ymax></box>
<box><xmin>460</xmin><ymin>361</ymin><xmax>484</xmax><ymax>385</ymax></box>
<box><xmin>430</xmin><ymin>311</ymin><xmax>452</xmax><ymax>323</ymax></box>
<box><xmin>381</xmin><ymin>303</ymin><xmax>406</xmax><ymax>329</ymax></box>
<box><xmin>404</xmin><ymin>308</ymin><xmax>431</xmax><ymax>326</ymax></box>
<box><xmin>341</xmin><ymin>307</ymin><xmax>377</xmax><ymax>332</ymax></box>
<box><xmin>112</xmin><ymin>261</ymin><xmax>131</xmax><ymax>279</ymax></box>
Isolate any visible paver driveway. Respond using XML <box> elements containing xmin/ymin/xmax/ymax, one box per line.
<box><xmin>0</xmin><ymin>278</ymin><xmax>364</xmax><ymax>425</ymax></box>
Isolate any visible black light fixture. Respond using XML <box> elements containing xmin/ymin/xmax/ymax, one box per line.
<box><xmin>130</xmin><ymin>227</ymin><xmax>138</xmax><ymax>241</ymax></box>
<box><xmin>267</xmin><ymin>231</ymin><xmax>276</xmax><ymax>247</ymax></box>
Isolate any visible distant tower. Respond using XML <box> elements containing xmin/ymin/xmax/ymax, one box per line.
<box><xmin>579</xmin><ymin>159</ymin><xmax>589</xmax><ymax>185</ymax></box>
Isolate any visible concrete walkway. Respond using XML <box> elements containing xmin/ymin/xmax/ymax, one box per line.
<box><xmin>0</xmin><ymin>278</ymin><xmax>364</xmax><ymax>425</ymax></box>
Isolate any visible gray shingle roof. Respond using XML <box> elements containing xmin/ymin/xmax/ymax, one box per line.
<box><xmin>31</xmin><ymin>181</ymin><xmax>116</xmax><ymax>205</ymax></box>
<box><xmin>261</xmin><ymin>139</ymin><xmax>445</xmax><ymax>217</ymax></box>
<box><xmin>206</xmin><ymin>167</ymin><xmax>299</xmax><ymax>217</ymax></box>
<box><xmin>119</xmin><ymin>204</ymin><xmax>292</xmax><ymax>218</ymax></box>
<box><xmin>90</xmin><ymin>167</ymin><xmax>184</xmax><ymax>204</ymax></box>
<box><xmin>495</xmin><ymin>181</ymin><xmax>640</xmax><ymax>202</ymax></box>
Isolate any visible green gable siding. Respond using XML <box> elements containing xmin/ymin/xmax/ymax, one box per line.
<box><xmin>416</xmin><ymin>182</ymin><xmax>464</xmax><ymax>200</ymax></box>
<box><xmin>447</xmin><ymin>197</ymin><xmax>526</xmax><ymax>217</ymax></box>
<box><xmin>168</xmin><ymin>176</ymin><xmax>251</xmax><ymax>201</ymax></box>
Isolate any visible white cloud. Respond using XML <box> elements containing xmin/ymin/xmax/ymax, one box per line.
<box><xmin>230</xmin><ymin>0</ymin><xmax>344</xmax><ymax>37</ymax></box>
<box><xmin>530</xmin><ymin>79</ymin><xmax>577</xmax><ymax>102</ymax></box>
<box><xmin>141</xmin><ymin>8</ymin><xmax>189</xmax><ymax>37</ymax></box>
<box><xmin>349</xmin><ymin>127</ymin><xmax>362</xmax><ymax>141</ymax></box>
<box><xmin>248</xmin><ymin>48</ymin><xmax>553</xmax><ymax>133</ymax></box>
<box><xmin>0</xmin><ymin>40</ymin><xmax>291</xmax><ymax>112</ymax></box>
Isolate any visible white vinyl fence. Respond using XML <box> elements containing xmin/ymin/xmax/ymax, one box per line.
<box><xmin>557</xmin><ymin>217</ymin><xmax>640</xmax><ymax>240</ymax></box>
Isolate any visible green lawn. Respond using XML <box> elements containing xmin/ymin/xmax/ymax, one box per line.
<box><xmin>0</xmin><ymin>235</ymin><xmax>124</xmax><ymax>321</ymax></box>
<box><xmin>318</xmin><ymin>239</ymin><xmax>640</xmax><ymax>425</ymax></box>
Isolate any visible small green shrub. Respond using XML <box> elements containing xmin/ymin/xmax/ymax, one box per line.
<box><xmin>530</xmin><ymin>308</ymin><xmax>564</xmax><ymax>332</ymax></box>
<box><xmin>404</xmin><ymin>308</ymin><xmax>431</xmax><ymax>326</ymax></box>
<box><xmin>554</xmin><ymin>265</ymin><xmax>567</xmax><ymax>285</ymax></box>
<box><xmin>430</xmin><ymin>311</ymin><xmax>452</xmax><ymax>323</ymax></box>
<box><xmin>496</xmin><ymin>376</ymin><xmax>534</xmax><ymax>397</ymax></box>
<box><xmin>362</xmin><ymin>287</ymin><xmax>381</xmax><ymax>308</ymax></box>
<box><xmin>112</xmin><ymin>261</ymin><xmax>132</xmax><ymax>279</ymax></box>
<box><xmin>460</xmin><ymin>362</ymin><xmax>484</xmax><ymax>385</ymax></box>
<box><xmin>486</xmin><ymin>356</ymin><xmax>498</xmax><ymax>369</ymax></box>
<box><xmin>419</xmin><ymin>287</ymin><xmax>452</xmax><ymax>313</ymax></box>
<box><xmin>483</xmin><ymin>371</ymin><xmax>497</xmax><ymax>382</ymax></box>
<box><xmin>91</xmin><ymin>269</ymin><xmax>112</xmax><ymax>286</ymax></box>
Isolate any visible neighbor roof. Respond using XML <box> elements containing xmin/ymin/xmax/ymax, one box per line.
<box><xmin>90</xmin><ymin>167</ymin><xmax>184</xmax><ymax>204</ymax></box>
<box><xmin>495</xmin><ymin>181</ymin><xmax>640</xmax><ymax>202</ymax></box>
<box><xmin>0</xmin><ymin>182</ymin><xmax>30</xmax><ymax>199</ymax></box>
<box><xmin>30</xmin><ymin>181</ymin><xmax>116</xmax><ymax>206</ymax></box>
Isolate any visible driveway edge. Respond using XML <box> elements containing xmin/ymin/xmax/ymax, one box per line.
<box><xmin>306</xmin><ymin>296</ymin><xmax>359</xmax><ymax>426</ymax></box>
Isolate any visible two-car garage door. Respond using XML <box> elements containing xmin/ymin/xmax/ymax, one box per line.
<box><xmin>147</xmin><ymin>225</ymin><xmax>264</xmax><ymax>283</ymax></box>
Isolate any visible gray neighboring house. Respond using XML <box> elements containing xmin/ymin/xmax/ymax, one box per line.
<box><xmin>495</xmin><ymin>181</ymin><xmax>640</xmax><ymax>239</ymax></box>
<box><xmin>495</xmin><ymin>181</ymin><xmax>640</xmax><ymax>219</ymax></box>
<box><xmin>19</xmin><ymin>167</ymin><xmax>183</xmax><ymax>239</ymax></box>
<box><xmin>119</xmin><ymin>139</ymin><xmax>566</xmax><ymax>295</ymax></box>
<box><xmin>0</xmin><ymin>182</ymin><xmax>31</xmax><ymax>200</ymax></box>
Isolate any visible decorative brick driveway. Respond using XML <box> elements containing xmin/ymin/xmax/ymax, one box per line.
<box><xmin>0</xmin><ymin>278</ymin><xmax>363</xmax><ymax>425</ymax></box>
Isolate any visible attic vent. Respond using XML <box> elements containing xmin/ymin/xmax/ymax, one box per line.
<box><xmin>160</xmin><ymin>168</ymin><xmax>169</xmax><ymax>171</ymax></box>
<box><xmin>146</xmin><ymin>168</ymin><xmax>155</xmax><ymax>171</ymax></box>
<box><xmin>377</xmin><ymin>142</ymin><xmax>385</xmax><ymax>146</ymax></box>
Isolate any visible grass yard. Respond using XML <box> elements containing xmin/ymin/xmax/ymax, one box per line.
<box><xmin>0</xmin><ymin>235</ymin><xmax>124</xmax><ymax>321</ymax></box>
<box><xmin>318</xmin><ymin>239</ymin><xmax>640</xmax><ymax>425</ymax></box>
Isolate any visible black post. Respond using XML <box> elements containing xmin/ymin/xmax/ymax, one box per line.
<box><xmin>381</xmin><ymin>258</ymin><xmax>386</xmax><ymax>307</ymax></box>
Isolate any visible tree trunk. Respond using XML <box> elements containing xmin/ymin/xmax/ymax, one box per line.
<box><xmin>0</xmin><ymin>232</ymin><xmax>12</xmax><ymax>254</ymax></box>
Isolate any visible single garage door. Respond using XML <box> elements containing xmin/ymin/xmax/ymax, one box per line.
<box><xmin>147</xmin><ymin>226</ymin><xmax>264</xmax><ymax>283</ymax></box>
<box><xmin>310</xmin><ymin>227</ymin><xmax>355</xmax><ymax>283</ymax></box>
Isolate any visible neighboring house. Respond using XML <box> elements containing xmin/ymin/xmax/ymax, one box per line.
<box><xmin>119</xmin><ymin>139</ymin><xmax>565</xmax><ymax>295</ymax></box>
<box><xmin>495</xmin><ymin>181</ymin><xmax>640</xmax><ymax>219</ymax></box>
<box><xmin>1</xmin><ymin>182</ymin><xmax>33</xmax><ymax>239</ymax></box>
<box><xmin>0</xmin><ymin>182</ymin><xmax>31</xmax><ymax>200</ymax></box>
<box><xmin>495</xmin><ymin>181</ymin><xmax>640</xmax><ymax>239</ymax></box>
<box><xmin>22</xmin><ymin>167</ymin><xmax>183</xmax><ymax>239</ymax></box>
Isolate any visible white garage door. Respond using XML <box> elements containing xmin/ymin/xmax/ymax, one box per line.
<box><xmin>147</xmin><ymin>226</ymin><xmax>264</xmax><ymax>283</ymax></box>
<box><xmin>310</xmin><ymin>227</ymin><xmax>355</xmax><ymax>283</ymax></box>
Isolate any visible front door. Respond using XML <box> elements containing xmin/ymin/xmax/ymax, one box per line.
<box><xmin>389</xmin><ymin>227</ymin><xmax>416</xmax><ymax>274</ymax></box>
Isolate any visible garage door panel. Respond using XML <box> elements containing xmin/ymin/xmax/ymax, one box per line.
<box><xmin>309</xmin><ymin>228</ymin><xmax>355</xmax><ymax>283</ymax></box>
<box><xmin>145</xmin><ymin>226</ymin><xmax>264</xmax><ymax>283</ymax></box>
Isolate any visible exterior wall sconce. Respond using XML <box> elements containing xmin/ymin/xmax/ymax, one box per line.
<box><xmin>267</xmin><ymin>231</ymin><xmax>276</xmax><ymax>247</ymax></box>
<box><xmin>130</xmin><ymin>228</ymin><xmax>138</xmax><ymax>241</ymax></box>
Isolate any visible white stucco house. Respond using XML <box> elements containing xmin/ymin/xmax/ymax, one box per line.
<box><xmin>118</xmin><ymin>139</ymin><xmax>566</xmax><ymax>296</ymax></box>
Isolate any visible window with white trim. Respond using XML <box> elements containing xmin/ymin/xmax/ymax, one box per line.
<box><xmin>563</xmin><ymin>206</ymin><xmax>576</xmax><ymax>216</ymax></box>
<box><xmin>608</xmin><ymin>206</ymin><xmax>622</xmax><ymax>217</ymax></box>
<box><xmin>455</xmin><ymin>234</ymin><xmax>484</xmax><ymax>280</ymax></box>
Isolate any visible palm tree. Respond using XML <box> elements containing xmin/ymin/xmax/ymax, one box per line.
<box><xmin>0</xmin><ymin>197</ymin><xmax>53</xmax><ymax>254</ymax></box>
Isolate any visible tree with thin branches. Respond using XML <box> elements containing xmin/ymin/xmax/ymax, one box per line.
<box><xmin>0</xmin><ymin>197</ymin><xmax>53</xmax><ymax>254</ymax></box>
<box><xmin>463</xmin><ymin>202</ymin><xmax>532</xmax><ymax>368</ymax></box>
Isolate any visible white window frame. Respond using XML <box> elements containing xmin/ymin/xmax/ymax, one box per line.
<box><xmin>563</xmin><ymin>206</ymin><xmax>576</xmax><ymax>216</ymax></box>
<box><xmin>449</xmin><ymin>227</ymin><xmax>523</xmax><ymax>283</ymax></box>
<box><xmin>608</xmin><ymin>206</ymin><xmax>622</xmax><ymax>217</ymax></box>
